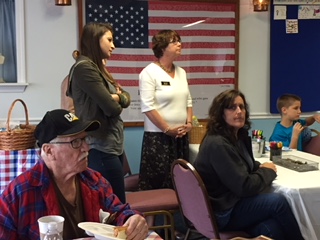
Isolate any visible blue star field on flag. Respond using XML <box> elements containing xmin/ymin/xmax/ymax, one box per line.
<box><xmin>86</xmin><ymin>0</ymin><xmax>149</xmax><ymax>48</ymax></box>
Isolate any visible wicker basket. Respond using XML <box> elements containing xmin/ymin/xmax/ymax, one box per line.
<box><xmin>188</xmin><ymin>122</ymin><xmax>207</xmax><ymax>144</ymax></box>
<box><xmin>0</xmin><ymin>99</ymin><xmax>36</xmax><ymax>150</ymax></box>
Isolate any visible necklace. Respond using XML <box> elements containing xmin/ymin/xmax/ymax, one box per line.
<box><xmin>156</xmin><ymin>61</ymin><xmax>174</xmax><ymax>73</ymax></box>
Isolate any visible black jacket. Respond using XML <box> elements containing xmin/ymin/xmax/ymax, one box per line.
<box><xmin>67</xmin><ymin>56</ymin><xmax>130</xmax><ymax>155</ymax></box>
<box><xmin>194</xmin><ymin>132</ymin><xmax>277</xmax><ymax>212</ymax></box>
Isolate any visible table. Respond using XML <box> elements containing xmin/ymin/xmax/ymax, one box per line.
<box><xmin>259</xmin><ymin>150</ymin><xmax>320</xmax><ymax>240</ymax></box>
<box><xmin>0</xmin><ymin>150</ymin><xmax>163</xmax><ymax>239</ymax></box>
<box><xmin>0</xmin><ymin>148</ymin><xmax>40</xmax><ymax>193</ymax></box>
<box><xmin>189</xmin><ymin>144</ymin><xmax>320</xmax><ymax>240</ymax></box>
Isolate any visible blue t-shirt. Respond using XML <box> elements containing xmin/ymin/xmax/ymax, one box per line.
<box><xmin>269</xmin><ymin>119</ymin><xmax>306</xmax><ymax>151</ymax></box>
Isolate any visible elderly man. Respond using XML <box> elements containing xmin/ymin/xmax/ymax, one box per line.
<box><xmin>0</xmin><ymin>109</ymin><xmax>148</xmax><ymax>240</ymax></box>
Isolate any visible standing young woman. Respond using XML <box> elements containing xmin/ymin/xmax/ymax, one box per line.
<box><xmin>67</xmin><ymin>22</ymin><xmax>130</xmax><ymax>203</ymax></box>
<box><xmin>138</xmin><ymin>30</ymin><xmax>193</xmax><ymax>190</ymax></box>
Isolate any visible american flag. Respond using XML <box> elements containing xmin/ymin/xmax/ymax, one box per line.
<box><xmin>85</xmin><ymin>0</ymin><xmax>236</xmax><ymax>87</ymax></box>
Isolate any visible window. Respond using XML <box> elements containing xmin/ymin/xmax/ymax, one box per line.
<box><xmin>0</xmin><ymin>0</ymin><xmax>27</xmax><ymax>92</ymax></box>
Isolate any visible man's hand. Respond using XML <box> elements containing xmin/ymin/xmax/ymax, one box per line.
<box><xmin>123</xmin><ymin>214</ymin><xmax>148</xmax><ymax>240</ymax></box>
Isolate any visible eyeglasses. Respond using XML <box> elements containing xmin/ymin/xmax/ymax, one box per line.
<box><xmin>226</xmin><ymin>104</ymin><xmax>246</xmax><ymax>111</ymax></box>
<box><xmin>50</xmin><ymin>136</ymin><xmax>89</xmax><ymax>149</ymax></box>
<box><xmin>169</xmin><ymin>39</ymin><xmax>181</xmax><ymax>45</ymax></box>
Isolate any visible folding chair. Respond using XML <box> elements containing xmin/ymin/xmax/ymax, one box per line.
<box><xmin>124</xmin><ymin>153</ymin><xmax>179</xmax><ymax>240</ymax></box>
<box><xmin>171</xmin><ymin>159</ymin><xmax>250</xmax><ymax>240</ymax></box>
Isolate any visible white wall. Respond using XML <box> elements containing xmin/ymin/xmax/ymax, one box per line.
<box><xmin>0</xmin><ymin>0</ymin><xmax>78</xmax><ymax>122</ymax></box>
<box><xmin>239</xmin><ymin>1</ymin><xmax>271</xmax><ymax>117</ymax></box>
<box><xmin>0</xmin><ymin>0</ymin><xmax>272</xmax><ymax>122</ymax></box>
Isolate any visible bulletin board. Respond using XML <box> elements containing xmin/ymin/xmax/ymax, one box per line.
<box><xmin>79</xmin><ymin>0</ymin><xmax>239</xmax><ymax>124</ymax></box>
<box><xmin>270</xmin><ymin>0</ymin><xmax>320</xmax><ymax>113</ymax></box>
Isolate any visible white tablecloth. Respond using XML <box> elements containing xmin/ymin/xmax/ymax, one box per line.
<box><xmin>189</xmin><ymin>144</ymin><xmax>320</xmax><ymax>240</ymax></box>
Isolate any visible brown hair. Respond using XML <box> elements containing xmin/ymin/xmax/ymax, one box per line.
<box><xmin>206</xmin><ymin>89</ymin><xmax>251</xmax><ymax>143</ymax></box>
<box><xmin>80</xmin><ymin>22</ymin><xmax>117</xmax><ymax>86</ymax></box>
<box><xmin>276</xmin><ymin>94</ymin><xmax>301</xmax><ymax>115</ymax></box>
<box><xmin>152</xmin><ymin>30</ymin><xmax>181</xmax><ymax>58</ymax></box>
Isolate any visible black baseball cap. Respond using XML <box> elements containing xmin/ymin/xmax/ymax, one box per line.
<box><xmin>34</xmin><ymin>109</ymin><xmax>100</xmax><ymax>147</ymax></box>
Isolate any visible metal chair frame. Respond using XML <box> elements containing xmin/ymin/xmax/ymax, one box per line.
<box><xmin>171</xmin><ymin>159</ymin><xmax>250</xmax><ymax>240</ymax></box>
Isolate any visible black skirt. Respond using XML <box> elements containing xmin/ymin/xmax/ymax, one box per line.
<box><xmin>138</xmin><ymin>132</ymin><xmax>189</xmax><ymax>190</ymax></box>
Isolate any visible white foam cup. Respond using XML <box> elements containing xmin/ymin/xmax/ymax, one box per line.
<box><xmin>37</xmin><ymin>215</ymin><xmax>64</xmax><ymax>240</ymax></box>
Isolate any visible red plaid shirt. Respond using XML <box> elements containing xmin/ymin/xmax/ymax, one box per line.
<box><xmin>0</xmin><ymin>160</ymin><xmax>138</xmax><ymax>240</ymax></box>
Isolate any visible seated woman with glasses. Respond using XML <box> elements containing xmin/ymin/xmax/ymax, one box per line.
<box><xmin>193</xmin><ymin>89</ymin><xmax>304</xmax><ymax>240</ymax></box>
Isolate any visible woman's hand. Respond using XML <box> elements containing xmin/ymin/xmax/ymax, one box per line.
<box><xmin>165</xmin><ymin>125</ymin><xmax>186</xmax><ymax>138</ymax></box>
<box><xmin>116</xmin><ymin>86</ymin><xmax>122</xmax><ymax>94</ymax></box>
<box><xmin>184</xmin><ymin>122</ymin><xmax>192</xmax><ymax>132</ymax></box>
<box><xmin>164</xmin><ymin>123</ymin><xmax>192</xmax><ymax>138</ymax></box>
<box><xmin>111</xmin><ymin>94</ymin><xmax>120</xmax><ymax>102</ymax></box>
<box><xmin>260</xmin><ymin>162</ymin><xmax>277</xmax><ymax>173</ymax></box>
<box><xmin>176</xmin><ymin>123</ymin><xmax>192</xmax><ymax>138</ymax></box>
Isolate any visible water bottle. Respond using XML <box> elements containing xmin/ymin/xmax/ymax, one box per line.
<box><xmin>43</xmin><ymin>222</ymin><xmax>63</xmax><ymax>240</ymax></box>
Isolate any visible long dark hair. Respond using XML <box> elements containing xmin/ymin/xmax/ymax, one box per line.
<box><xmin>206</xmin><ymin>89</ymin><xmax>251</xmax><ymax>143</ymax></box>
<box><xmin>80</xmin><ymin>22</ymin><xmax>117</xmax><ymax>86</ymax></box>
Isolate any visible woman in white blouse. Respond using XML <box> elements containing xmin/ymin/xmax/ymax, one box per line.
<box><xmin>138</xmin><ymin>30</ymin><xmax>193</xmax><ymax>190</ymax></box>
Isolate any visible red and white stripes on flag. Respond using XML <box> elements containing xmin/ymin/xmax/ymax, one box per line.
<box><xmin>86</xmin><ymin>0</ymin><xmax>236</xmax><ymax>87</ymax></box>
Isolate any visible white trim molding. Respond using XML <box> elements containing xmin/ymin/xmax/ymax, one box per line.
<box><xmin>0</xmin><ymin>0</ymin><xmax>28</xmax><ymax>92</ymax></box>
<box><xmin>250</xmin><ymin>112</ymin><xmax>319</xmax><ymax>120</ymax></box>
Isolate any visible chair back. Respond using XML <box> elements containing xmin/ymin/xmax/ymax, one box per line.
<box><xmin>171</xmin><ymin>159</ymin><xmax>220</xmax><ymax>239</ymax></box>
<box><xmin>122</xmin><ymin>152</ymin><xmax>139</xmax><ymax>192</ymax></box>
<box><xmin>122</xmin><ymin>152</ymin><xmax>132</xmax><ymax>176</ymax></box>
<box><xmin>304</xmin><ymin>129</ymin><xmax>320</xmax><ymax>156</ymax></box>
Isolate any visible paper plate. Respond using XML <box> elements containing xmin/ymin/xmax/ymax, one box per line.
<box><xmin>78</xmin><ymin>222</ymin><xmax>122</xmax><ymax>240</ymax></box>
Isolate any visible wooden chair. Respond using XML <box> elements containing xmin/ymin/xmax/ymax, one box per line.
<box><xmin>171</xmin><ymin>159</ymin><xmax>251</xmax><ymax>240</ymax></box>
<box><xmin>123</xmin><ymin>153</ymin><xmax>179</xmax><ymax>240</ymax></box>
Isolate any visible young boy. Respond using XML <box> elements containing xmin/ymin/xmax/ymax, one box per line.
<box><xmin>269</xmin><ymin>94</ymin><xmax>320</xmax><ymax>151</ymax></box>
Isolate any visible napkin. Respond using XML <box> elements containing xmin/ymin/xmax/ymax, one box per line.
<box><xmin>99</xmin><ymin>209</ymin><xmax>111</xmax><ymax>223</ymax></box>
